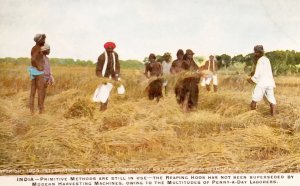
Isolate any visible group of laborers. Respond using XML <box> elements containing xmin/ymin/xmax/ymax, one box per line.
<box><xmin>28</xmin><ymin>34</ymin><xmax>276</xmax><ymax>116</ymax></box>
<box><xmin>144</xmin><ymin>49</ymin><xmax>219</xmax><ymax>112</ymax></box>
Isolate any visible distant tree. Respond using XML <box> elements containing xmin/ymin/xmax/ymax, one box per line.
<box><xmin>194</xmin><ymin>56</ymin><xmax>204</xmax><ymax>65</ymax></box>
<box><xmin>156</xmin><ymin>55</ymin><xmax>164</xmax><ymax>63</ymax></box>
<box><xmin>231</xmin><ymin>54</ymin><xmax>244</xmax><ymax>64</ymax></box>
<box><xmin>215</xmin><ymin>54</ymin><xmax>231</xmax><ymax>69</ymax></box>
<box><xmin>143</xmin><ymin>57</ymin><xmax>149</xmax><ymax>64</ymax></box>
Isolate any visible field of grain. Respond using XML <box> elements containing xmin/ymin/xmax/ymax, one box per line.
<box><xmin>0</xmin><ymin>62</ymin><xmax>300</xmax><ymax>175</ymax></box>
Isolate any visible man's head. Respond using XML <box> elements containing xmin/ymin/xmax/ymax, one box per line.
<box><xmin>176</xmin><ymin>49</ymin><xmax>184</xmax><ymax>60</ymax></box>
<box><xmin>185</xmin><ymin>49</ymin><xmax>194</xmax><ymax>60</ymax></box>
<box><xmin>163</xmin><ymin>52</ymin><xmax>171</xmax><ymax>62</ymax></box>
<box><xmin>148</xmin><ymin>53</ymin><xmax>156</xmax><ymax>63</ymax></box>
<box><xmin>41</xmin><ymin>43</ymin><xmax>50</xmax><ymax>55</ymax></box>
<box><xmin>254</xmin><ymin>45</ymin><xmax>264</xmax><ymax>59</ymax></box>
<box><xmin>209</xmin><ymin>55</ymin><xmax>214</xmax><ymax>61</ymax></box>
<box><xmin>104</xmin><ymin>42</ymin><xmax>116</xmax><ymax>53</ymax></box>
<box><xmin>34</xmin><ymin>34</ymin><xmax>46</xmax><ymax>46</ymax></box>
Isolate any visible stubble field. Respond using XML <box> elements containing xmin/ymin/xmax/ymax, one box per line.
<box><xmin>0</xmin><ymin>62</ymin><xmax>300</xmax><ymax>175</ymax></box>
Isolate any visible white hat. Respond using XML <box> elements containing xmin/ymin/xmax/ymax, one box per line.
<box><xmin>34</xmin><ymin>33</ymin><xmax>45</xmax><ymax>42</ymax></box>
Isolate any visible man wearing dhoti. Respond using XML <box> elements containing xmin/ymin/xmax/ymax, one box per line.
<box><xmin>202</xmin><ymin>55</ymin><xmax>218</xmax><ymax>92</ymax></box>
<box><xmin>247</xmin><ymin>45</ymin><xmax>277</xmax><ymax>116</ymax></box>
<box><xmin>29</xmin><ymin>33</ymin><xmax>47</xmax><ymax>114</ymax></box>
<box><xmin>95</xmin><ymin>42</ymin><xmax>121</xmax><ymax>111</ymax></box>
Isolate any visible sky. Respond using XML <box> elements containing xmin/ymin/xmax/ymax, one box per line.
<box><xmin>0</xmin><ymin>0</ymin><xmax>300</xmax><ymax>61</ymax></box>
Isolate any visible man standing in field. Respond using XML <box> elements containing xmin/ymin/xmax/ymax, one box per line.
<box><xmin>161</xmin><ymin>52</ymin><xmax>172</xmax><ymax>96</ymax></box>
<box><xmin>175</xmin><ymin>49</ymin><xmax>201</xmax><ymax>112</ymax></box>
<box><xmin>202</xmin><ymin>55</ymin><xmax>218</xmax><ymax>92</ymax></box>
<box><xmin>144</xmin><ymin>53</ymin><xmax>163</xmax><ymax>101</ymax></box>
<box><xmin>247</xmin><ymin>45</ymin><xmax>276</xmax><ymax>116</ymax></box>
<box><xmin>95</xmin><ymin>42</ymin><xmax>120</xmax><ymax>111</ymax></box>
<box><xmin>29</xmin><ymin>33</ymin><xmax>46</xmax><ymax>114</ymax></box>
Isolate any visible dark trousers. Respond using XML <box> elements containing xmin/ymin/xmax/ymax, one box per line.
<box><xmin>29</xmin><ymin>75</ymin><xmax>46</xmax><ymax>113</ymax></box>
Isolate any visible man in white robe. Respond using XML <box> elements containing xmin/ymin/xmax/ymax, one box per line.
<box><xmin>247</xmin><ymin>45</ymin><xmax>276</xmax><ymax>116</ymax></box>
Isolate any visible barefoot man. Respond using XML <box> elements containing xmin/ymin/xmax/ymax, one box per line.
<box><xmin>161</xmin><ymin>52</ymin><xmax>172</xmax><ymax>96</ymax></box>
<box><xmin>175</xmin><ymin>49</ymin><xmax>201</xmax><ymax>112</ymax></box>
<box><xmin>202</xmin><ymin>55</ymin><xmax>218</xmax><ymax>92</ymax></box>
<box><xmin>95</xmin><ymin>42</ymin><xmax>121</xmax><ymax>111</ymax></box>
<box><xmin>29</xmin><ymin>33</ymin><xmax>46</xmax><ymax>114</ymax></box>
<box><xmin>247</xmin><ymin>45</ymin><xmax>276</xmax><ymax>116</ymax></box>
<box><xmin>144</xmin><ymin>53</ymin><xmax>163</xmax><ymax>102</ymax></box>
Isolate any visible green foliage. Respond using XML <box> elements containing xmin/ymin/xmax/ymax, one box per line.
<box><xmin>50</xmin><ymin>58</ymin><xmax>93</xmax><ymax>66</ymax></box>
<box><xmin>2</xmin><ymin>49</ymin><xmax>300</xmax><ymax>74</ymax></box>
<box><xmin>0</xmin><ymin>57</ymin><xmax>143</xmax><ymax>70</ymax></box>
<box><xmin>120</xmin><ymin>60</ymin><xmax>144</xmax><ymax>69</ymax></box>
<box><xmin>194</xmin><ymin>56</ymin><xmax>204</xmax><ymax>64</ymax></box>
<box><xmin>230</xmin><ymin>50</ymin><xmax>300</xmax><ymax>75</ymax></box>
<box><xmin>0</xmin><ymin>57</ymin><xmax>30</xmax><ymax>65</ymax></box>
<box><xmin>156</xmin><ymin>55</ymin><xmax>164</xmax><ymax>63</ymax></box>
<box><xmin>216</xmin><ymin>54</ymin><xmax>232</xmax><ymax>68</ymax></box>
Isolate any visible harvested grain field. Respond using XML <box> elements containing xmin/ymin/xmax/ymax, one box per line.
<box><xmin>0</xmin><ymin>62</ymin><xmax>300</xmax><ymax>175</ymax></box>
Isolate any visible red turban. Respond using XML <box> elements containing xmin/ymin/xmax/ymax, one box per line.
<box><xmin>104</xmin><ymin>42</ymin><xmax>116</xmax><ymax>49</ymax></box>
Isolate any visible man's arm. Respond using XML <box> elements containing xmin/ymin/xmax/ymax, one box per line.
<box><xmin>170</xmin><ymin>61</ymin><xmax>176</xmax><ymax>74</ymax></box>
<box><xmin>114</xmin><ymin>52</ymin><xmax>120</xmax><ymax>78</ymax></box>
<box><xmin>251</xmin><ymin>60</ymin><xmax>263</xmax><ymax>84</ymax></box>
<box><xmin>96</xmin><ymin>54</ymin><xmax>105</xmax><ymax>77</ymax></box>
<box><xmin>191</xmin><ymin>60</ymin><xmax>199</xmax><ymax>71</ymax></box>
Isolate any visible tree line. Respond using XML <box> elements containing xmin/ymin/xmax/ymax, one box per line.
<box><xmin>218</xmin><ymin>50</ymin><xmax>300</xmax><ymax>75</ymax></box>
<box><xmin>1</xmin><ymin>50</ymin><xmax>300</xmax><ymax>75</ymax></box>
<box><xmin>0</xmin><ymin>57</ymin><xmax>144</xmax><ymax>69</ymax></box>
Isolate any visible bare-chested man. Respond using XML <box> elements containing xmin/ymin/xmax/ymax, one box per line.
<box><xmin>144</xmin><ymin>53</ymin><xmax>163</xmax><ymax>102</ymax></box>
<box><xmin>29</xmin><ymin>33</ymin><xmax>46</xmax><ymax>114</ymax></box>
<box><xmin>175</xmin><ymin>49</ymin><xmax>201</xmax><ymax>112</ymax></box>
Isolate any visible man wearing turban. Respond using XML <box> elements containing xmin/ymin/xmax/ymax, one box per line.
<box><xmin>95</xmin><ymin>41</ymin><xmax>121</xmax><ymax>111</ymax></box>
<box><xmin>247</xmin><ymin>45</ymin><xmax>277</xmax><ymax>116</ymax></box>
<box><xmin>29</xmin><ymin>33</ymin><xmax>47</xmax><ymax>114</ymax></box>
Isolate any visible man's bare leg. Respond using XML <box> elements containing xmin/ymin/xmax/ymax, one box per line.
<box><xmin>100</xmin><ymin>101</ymin><xmax>108</xmax><ymax>111</ymax></box>
<box><xmin>29</xmin><ymin>79</ymin><xmax>37</xmax><ymax>115</ymax></box>
<box><xmin>250</xmin><ymin>101</ymin><xmax>257</xmax><ymax>110</ymax></box>
<box><xmin>270</xmin><ymin>103</ymin><xmax>276</xmax><ymax>116</ymax></box>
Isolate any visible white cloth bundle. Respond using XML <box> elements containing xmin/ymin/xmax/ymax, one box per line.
<box><xmin>92</xmin><ymin>83</ymin><xmax>113</xmax><ymax>103</ymax></box>
<box><xmin>117</xmin><ymin>85</ymin><xmax>125</xmax><ymax>94</ymax></box>
<box><xmin>92</xmin><ymin>83</ymin><xmax>125</xmax><ymax>103</ymax></box>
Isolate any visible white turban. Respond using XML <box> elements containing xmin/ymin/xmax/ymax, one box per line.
<box><xmin>34</xmin><ymin>33</ymin><xmax>45</xmax><ymax>42</ymax></box>
<box><xmin>41</xmin><ymin>43</ymin><xmax>50</xmax><ymax>51</ymax></box>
